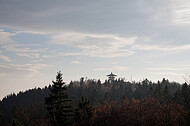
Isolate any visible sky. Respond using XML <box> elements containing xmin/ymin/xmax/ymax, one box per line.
<box><xmin>0</xmin><ymin>0</ymin><xmax>190</xmax><ymax>99</ymax></box>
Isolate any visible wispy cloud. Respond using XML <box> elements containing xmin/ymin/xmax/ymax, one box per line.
<box><xmin>172</xmin><ymin>0</ymin><xmax>190</xmax><ymax>24</ymax></box>
<box><xmin>0</xmin><ymin>29</ymin><xmax>49</xmax><ymax>60</ymax></box>
<box><xmin>1</xmin><ymin>30</ymin><xmax>136</xmax><ymax>58</ymax></box>
<box><xmin>93</xmin><ymin>66</ymin><xmax>128</xmax><ymax>72</ymax></box>
<box><xmin>150</xmin><ymin>72</ymin><xmax>184</xmax><ymax>77</ymax></box>
<box><xmin>0</xmin><ymin>29</ymin><xmax>16</xmax><ymax>44</ymax></box>
<box><xmin>1</xmin><ymin>43</ymin><xmax>51</xmax><ymax>59</ymax></box>
<box><xmin>2</xmin><ymin>44</ymin><xmax>47</xmax><ymax>53</ymax></box>
<box><xmin>0</xmin><ymin>55</ymin><xmax>11</xmax><ymax>62</ymax></box>
<box><xmin>0</xmin><ymin>63</ymin><xmax>51</xmax><ymax>77</ymax></box>
<box><xmin>50</xmin><ymin>32</ymin><xmax>136</xmax><ymax>58</ymax></box>
<box><xmin>132</xmin><ymin>44</ymin><xmax>190</xmax><ymax>51</ymax></box>
<box><xmin>146</xmin><ymin>67</ymin><xmax>190</xmax><ymax>71</ymax></box>
<box><xmin>71</xmin><ymin>61</ymin><xmax>81</xmax><ymax>64</ymax></box>
<box><xmin>146</xmin><ymin>64</ymin><xmax>190</xmax><ymax>71</ymax></box>
<box><xmin>16</xmin><ymin>53</ymin><xmax>41</xmax><ymax>58</ymax></box>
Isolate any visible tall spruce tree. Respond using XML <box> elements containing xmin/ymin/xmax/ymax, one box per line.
<box><xmin>45</xmin><ymin>71</ymin><xmax>73</xmax><ymax>126</ymax></box>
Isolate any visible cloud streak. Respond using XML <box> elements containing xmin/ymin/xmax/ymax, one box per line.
<box><xmin>1</xmin><ymin>43</ymin><xmax>50</xmax><ymax>59</ymax></box>
<box><xmin>0</xmin><ymin>29</ymin><xmax>16</xmax><ymax>44</ymax></box>
<box><xmin>0</xmin><ymin>55</ymin><xmax>11</xmax><ymax>62</ymax></box>
<box><xmin>172</xmin><ymin>0</ymin><xmax>190</xmax><ymax>24</ymax></box>
<box><xmin>71</xmin><ymin>61</ymin><xmax>81</xmax><ymax>64</ymax></box>
<box><xmin>51</xmin><ymin>32</ymin><xmax>136</xmax><ymax>58</ymax></box>
<box><xmin>147</xmin><ymin>67</ymin><xmax>190</xmax><ymax>71</ymax></box>
<box><xmin>0</xmin><ymin>63</ymin><xmax>51</xmax><ymax>77</ymax></box>
<box><xmin>2</xmin><ymin>44</ymin><xmax>47</xmax><ymax>53</ymax></box>
<box><xmin>131</xmin><ymin>44</ymin><xmax>190</xmax><ymax>51</ymax></box>
<box><xmin>150</xmin><ymin>72</ymin><xmax>184</xmax><ymax>77</ymax></box>
<box><xmin>93</xmin><ymin>65</ymin><xmax>128</xmax><ymax>72</ymax></box>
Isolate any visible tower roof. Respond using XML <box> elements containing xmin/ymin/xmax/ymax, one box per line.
<box><xmin>107</xmin><ymin>72</ymin><xmax>117</xmax><ymax>77</ymax></box>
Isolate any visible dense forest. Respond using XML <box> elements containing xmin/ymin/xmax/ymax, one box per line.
<box><xmin>0</xmin><ymin>71</ymin><xmax>190</xmax><ymax>126</ymax></box>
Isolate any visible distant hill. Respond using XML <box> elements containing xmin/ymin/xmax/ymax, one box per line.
<box><xmin>0</xmin><ymin>77</ymin><xmax>189</xmax><ymax>125</ymax></box>
<box><xmin>0</xmin><ymin>87</ymin><xmax>50</xmax><ymax>122</ymax></box>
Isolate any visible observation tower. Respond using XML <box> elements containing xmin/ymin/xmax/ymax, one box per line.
<box><xmin>107</xmin><ymin>72</ymin><xmax>117</xmax><ymax>81</ymax></box>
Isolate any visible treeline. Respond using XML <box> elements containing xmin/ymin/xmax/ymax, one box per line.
<box><xmin>0</xmin><ymin>72</ymin><xmax>190</xmax><ymax>125</ymax></box>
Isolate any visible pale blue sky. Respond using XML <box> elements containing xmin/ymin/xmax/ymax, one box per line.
<box><xmin>1</xmin><ymin>0</ymin><xmax>190</xmax><ymax>99</ymax></box>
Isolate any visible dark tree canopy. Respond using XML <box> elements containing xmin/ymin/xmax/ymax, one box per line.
<box><xmin>1</xmin><ymin>74</ymin><xmax>190</xmax><ymax>125</ymax></box>
<box><xmin>45</xmin><ymin>71</ymin><xmax>73</xmax><ymax>126</ymax></box>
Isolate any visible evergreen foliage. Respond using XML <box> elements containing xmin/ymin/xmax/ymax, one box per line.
<box><xmin>45</xmin><ymin>71</ymin><xmax>73</xmax><ymax>126</ymax></box>
<box><xmin>74</xmin><ymin>96</ymin><xmax>94</xmax><ymax>125</ymax></box>
<box><xmin>11</xmin><ymin>103</ymin><xmax>48</xmax><ymax>126</ymax></box>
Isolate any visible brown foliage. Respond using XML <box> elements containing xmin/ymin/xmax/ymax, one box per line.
<box><xmin>91</xmin><ymin>98</ymin><xmax>190</xmax><ymax>126</ymax></box>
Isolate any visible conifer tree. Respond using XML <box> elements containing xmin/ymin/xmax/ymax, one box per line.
<box><xmin>164</xmin><ymin>85</ymin><xmax>169</xmax><ymax>95</ymax></box>
<box><xmin>182</xmin><ymin>83</ymin><xmax>190</xmax><ymax>109</ymax></box>
<box><xmin>74</xmin><ymin>96</ymin><xmax>93</xmax><ymax>125</ymax></box>
<box><xmin>45</xmin><ymin>71</ymin><xmax>73</xmax><ymax>126</ymax></box>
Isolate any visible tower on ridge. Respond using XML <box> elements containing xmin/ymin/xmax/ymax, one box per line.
<box><xmin>107</xmin><ymin>72</ymin><xmax>117</xmax><ymax>82</ymax></box>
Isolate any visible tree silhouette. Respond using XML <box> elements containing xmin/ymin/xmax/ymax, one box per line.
<box><xmin>1</xmin><ymin>77</ymin><xmax>190</xmax><ymax>125</ymax></box>
<box><xmin>74</xmin><ymin>96</ymin><xmax>94</xmax><ymax>125</ymax></box>
<box><xmin>182</xmin><ymin>83</ymin><xmax>190</xmax><ymax>109</ymax></box>
<box><xmin>45</xmin><ymin>71</ymin><xmax>73</xmax><ymax>126</ymax></box>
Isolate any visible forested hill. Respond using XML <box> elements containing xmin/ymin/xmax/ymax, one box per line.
<box><xmin>0</xmin><ymin>77</ymin><xmax>190</xmax><ymax>125</ymax></box>
<box><xmin>0</xmin><ymin>87</ymin><xmax>50</xmax><ymax>122</ymax></box>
